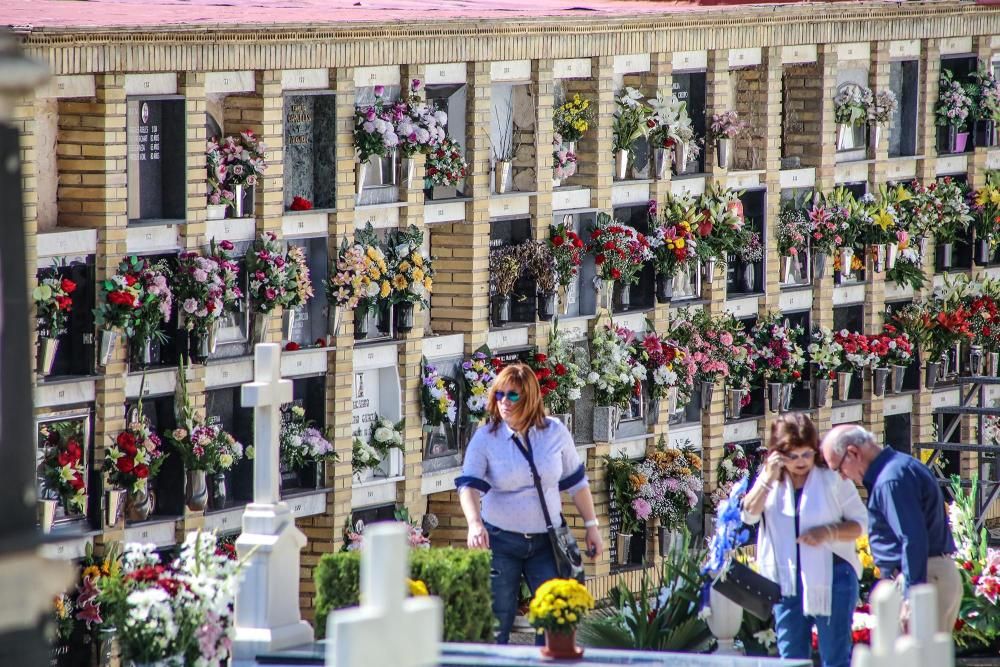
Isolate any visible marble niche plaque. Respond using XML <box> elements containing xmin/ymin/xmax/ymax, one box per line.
<box><xmin>284</xmin><ymin>93</ymin><xmax>337</xmax><ymax>210</ymax></box>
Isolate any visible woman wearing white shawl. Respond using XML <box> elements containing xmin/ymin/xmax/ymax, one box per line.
<box><xmin>741</xmin><ymin>413</ymin><xmax>868</xmax><ymax>667</ymax></box>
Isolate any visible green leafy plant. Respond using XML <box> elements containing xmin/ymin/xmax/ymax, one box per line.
<box><xmin>314</xmin><ymin>547</ymin><xmax>494</xmax><ymax>642</ymax></box>
<box><xmin>577</xmin><ymin>531</ymin><xmax>713</xmax><ymax>652</ymax></box>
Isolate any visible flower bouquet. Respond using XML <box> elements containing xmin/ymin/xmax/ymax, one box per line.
<box><xmin>751</xmin><ymin>314</ymin><xmax>805</xmax><ymax>411</ymax></box>
<box><xmin>553</xmin><ymin>93</ymin><xmax>594</xmax><ymax>144</ymax></box>
<box><xmin>355</xmin><ymin>84</ymin><xmax>400</xmax><ymax>167</ymax></box>
<box><xmin>635</xmin><ymin>439</ymin><xmax>703</xmax><ymax>533</ymax></box>
<box><xmin>587</xmin><ymin>324</ymin><xmax>645</xmax><ymax>413</ymax></box>
<box><xmin>523</xmin><ymin>240</ymin><xmax>559</xmax><ymax>320</ymax></box>
<box><xmin>395</xmin><ymin>79</ymin><xmax>447</xmax><ymax>159</ymax></box>
<box><xmin>973</xmin><ymin>179</ymin><xmax>1000</xmax><ymax>261</ymax></box>
<box><xmin>425</xmin><ymin>136</ymin><xmax>468</xmax><ymax>191</ymax></box>
<box><xmin>528</xmin><ymin>578</ymin><xmax>594</xmax><ymax>659</ymax></box>
<box><xmin>968</xmin><ymin>292</ymin><xmax>1000</xmax><ymax>354</ymax></box>
<box><xmin>246</xmin><ymin>232</ymin><xmax>297</xmax><ymax>314</ymax></box>
<box><xmin>552</xmin><ymin>136</ymin><xmax>578</xmax><ymax>185</ymax></box>
<box><xmin>669</xmin><ymin>309</ymin><xmax>734</xmax><ymax>394</ymax></box>
<box><xmin>867</xmin><ymin>324</ymin><xmax>914</xmax><ymax>394</ymax></box>
<box><xmin>633</xmin><ymin>331</ymin><xmax>696</xmax><ymax>414</ymax></box>
<box><xmin>937</xmin><ymin>70</ymin><xmax>973</xmax><ymax>153</ymax></box>
<box><xmin>97</xmin><ymin>256</ymin><xmax>173</xmax><ymax>366</ymax></box>
<box><xmin>105</xmin><ymin>403</ymin><xmax>167</xmax><ymax>500</ymax></box>
<box><xmin>711</xmin><ymin>443</ymin><xmax>752</xmax><ymax>507</ymax></box>
<box><xmin>807</xmin><ymin>327</ymin><xmax>844</xmax><ymax>380</ymax></box>
<box><xmin>702</xmin><ymin>476</ymin><xmax>751</xmax><ymax>578</ymax></box>
<box><xmin>696</xmin><ymin>183</ymin><xmax>748</xmax><ymax>280</ymax></box>
<box><xmin>279</xmin><ymin>405</ymin><xmax>336</xmax><ymax>474</ymax></box>
<box><xmin>934</xmin><ymin>177</ymin><xmax>974</xmax><ymax>251</ymax></box>
<box><xmin>462</xmin><ymin>350</ymin><xmax>496</xmax><ymax>422</ymax></box>
<box><xmin>488</xmin><ymin>243</ymin><xmax>525</xmax><ymax>326</ymax></box>
<box><xmin>611</xmin><ymin>87</ymin><xmax>649</xmax><ymax>178</ymax></box>
<box><xmin>96</xmin><ymin>532</ymin><xmax>247</xmax><ymax>666</ymax></box>
<box><xmin>648</xmin><ymin>192</ymin><xmax>701</xmax><ymax>297</ymax></box>
<box><xmin>708</xmin><ymin>110</ymin><xmax>747</xmax><ymax>168</ymax></box>
<box><xmin>353</xmin><ymin>415</ymin><xmax>405</xmax><ymax>477</ymax></box>
<box><xmin>205</xmin><ymin>137</ymin><xmax>234</xmax><ymax>216</ymax></box>
<box><xmin>385</xmin><ymin>225</ymin><xmax>434</xmax><ymax>332</ymax></box>
<box><xmin>549</xmin><ymin>219</ymin><xmax>585</xmax><ymax>312</ymax></box>
<box><xmin>218</xmin><ymin>130</ymin><xmax>267</xmax><ymax>217</ymax></box>
<box><xmin>530</xmin><ymin>324</ymin><xmax>587</xmax><ymax>417</ymax></box>
<box><xmin>421</xmin><ymin>363</ymin><xmax>458</xmax><ymax>427</ymax></box>
<box><xmin>588</xmin><ymin>212</ymin><xmax>651</xmax><ymax>308</ymax></box>
<box><xmin>40</xmin><ymin>420</ymin><xmax>88</xmax><ymax>515</ymax></box>
<box><xmin>604</xmin><ymin>452</ymin><xmax>643</xmax><ymax>542</ymax></box>
<box><xmin>833</xmin><ymin>84</ymin><xmax>872</xmax><ymax>150</ymax></box>
<box><xmin>173</xmin><ymin>244</ymin><xmax>240</xmax><ymax>357</ymax></box>
<box><xmin>284</xmin><ymin>245</ymin><xmax>314</xmax><ymax>313</ymax></box>
<box><xmin>328</xmin><ymin>233</ymin><xmax>382</xmax><ymax>336</ymax></box>
<box><xmin>34</xmin><ymin>269</ymin><xmax>75</xmax><ymax>339</ymax></box>
<box><xmin>343</xmin><ymin>508</ymin><xmax>430</xmax><ymax>552</ymax></box>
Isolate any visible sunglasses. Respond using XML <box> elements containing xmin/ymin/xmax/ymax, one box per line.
<box><xmin>494</xmin><ymin>390</ymin><xmax>521</xmax><ymax>403</ymax></box>
<box><xmin>784</xmin><ymin>450</ymin><xmax>816</xmax><ymax>462</ymax></box>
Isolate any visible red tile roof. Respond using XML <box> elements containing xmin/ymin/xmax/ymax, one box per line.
<box><xmin>3</xmin><ymin>0</ymin><xmax>852</xmax><ymax>31</ymax></box>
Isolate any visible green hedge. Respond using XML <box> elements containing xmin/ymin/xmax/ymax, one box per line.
<box><xmin>315</xmin><ymin>547</ymin><xmax>494</xmax><ymax>643</ymax></box>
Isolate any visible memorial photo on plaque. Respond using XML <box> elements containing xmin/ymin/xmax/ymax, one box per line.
<box><xmin>126</xmin><ymin>97</ymin><xmax>186</xmax><ymax>223</ymax></box>
<box><xmin>284</xmin><ymin>93</ymin><xmax>337</xmax><ymax>211</ymax></box>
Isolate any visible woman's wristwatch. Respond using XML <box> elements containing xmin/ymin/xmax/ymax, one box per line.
<box><xmin>584</xmin><ymin>519</ymin><xmax>599</xmax><ymax>528</ymax></box>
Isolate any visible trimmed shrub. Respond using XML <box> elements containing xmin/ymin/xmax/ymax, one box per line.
<box><xmin>315</xmin><ymin>547</ymin><xmax>494</xmax><ymax>643</ymax></box>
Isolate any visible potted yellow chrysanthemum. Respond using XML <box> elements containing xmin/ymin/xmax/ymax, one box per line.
<box><xmin>527</xmin><ymin>578</ymin><xmax>594</xmax><ymax>660</ymax></box>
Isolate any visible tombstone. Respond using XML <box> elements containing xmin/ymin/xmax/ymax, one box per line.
<box><xmin>851</xmin><ymin>581</ymin><xmax>954</xmax><ymax>667</ymax></box>
<box><xmin>284</xmin><ymin>93</ymin><xmax>337</xmax><ymax>210</ymax></box>
<box><xmin>126</xmin><ymin>97</ymin><xmax>186</xmax><ymax>222</ymax></box>
<box><xmin>232</xmin><ymin>344</ymin><xmax>314</xmax><ymax>665</ymax></box>
<box><xmin>326</xmin><ymin>522</ymin><xmax>443</xmax><ymax>667</ymax></box>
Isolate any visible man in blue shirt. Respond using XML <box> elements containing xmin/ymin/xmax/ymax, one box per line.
<box><xmin>820</xmin><ymin>424</ymin><xmax>961</xmax><ymax>633</ymax></box>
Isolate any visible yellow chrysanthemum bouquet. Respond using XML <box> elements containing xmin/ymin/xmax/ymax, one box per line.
<box><xmin>553</xmin><ymin>93</ymin><xmax>594</xmax><ymax>144</ymax></box>
<box><xmin>527</xmin><ymin>578</ymin><xmax>594</xmax><ymax>634</ymax></box>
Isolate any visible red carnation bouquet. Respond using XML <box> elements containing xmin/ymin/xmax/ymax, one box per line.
<box><xmin>970</xmin><ymin>294</ymin><xmax>1000</xmax><ymax>351</ymax></box>
<box><xmin>867</xmin><ymin>324</ymin><xmax>914</xmax><ymax>368</ymax></box>
<box><xmin>549</xmin><ymin>219</ymin><xmax>585</xmax><ymax>293</ymax></box>
<box><xmin>526</xmin><ymin>324</ymin><xmax>586</xmax><ymax>415</ymax></box>
<box><xmin>40</xmin><ymin>420</ymin><xmax>88</xmax><ymax>514</ymax></box>
<box><xmin>105</xmin><ymin>402</ymin><xmax>167</xmax><ymax>495</ymax></box>
<box><xmin>587</xmin><ymin>212</ymin><xmax>651</xmax><ymax>285</ymax></box>
<box><xmin>34</xmin><ymin>268</ymin><xmax>77</xmax><ymax>338</ymax></box>
<box><xmin>95</xmin><ymin>256</ymin><xmax>173</xmax><ymax>342</ymax></box>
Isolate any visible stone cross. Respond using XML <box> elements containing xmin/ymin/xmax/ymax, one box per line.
<box><xmin>851</xmin><ymin>581</ymin><xmax>954</xmax><ymax>667</ymax></box>
<box><xmin>326</xmin><ymin>522</ymin><xmax>443</xmax><ymax>667</ymax></box>
<box><xmin>232</xmin><ymin>343</ymin><xmax>312</xmax><ymax>665</ymax></box>
<box><xmin>241</xmin><ymin>343</ymin><xmax>292</xmax><ymax>505</ymax></box>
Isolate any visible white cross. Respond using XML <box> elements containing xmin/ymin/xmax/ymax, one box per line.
<box><xmin>326</xmin><ymin>522</ymin><xmax>443</xmax><ymax>667</ymax></box>
<box><xmin>851</xmin><ymin>581</ymin><xmax>954</xmax><ymax>667</ymax></box>
<box><xmin>241</xmin><ymin>343</ymin><xmax>292</xmax><ymax>506</ymax></box>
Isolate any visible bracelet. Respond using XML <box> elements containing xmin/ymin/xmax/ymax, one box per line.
<box><xmin>759</xmin><ymin>480</ymin><xmax>775</xmax><ymax>492</ymax></box>
<box><xmin>584</xmin><ymin>519</ymin><xmax>599</xmax><ymax>528</ymax></box>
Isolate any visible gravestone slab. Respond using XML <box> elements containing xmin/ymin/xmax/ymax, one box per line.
<box><xmin>126</xmin><ymin>97</ymin><xmax>186</xmax><ymax>222</ymax></box>
<box><xmin>257</xmin><ymin>641</ymin><xmax>810</xmax><ymax>666</ymax></box>
<box><xmin>284</xmin><ymin>94</ymin><xmax>338</xmax><ymax>210</ymax></box>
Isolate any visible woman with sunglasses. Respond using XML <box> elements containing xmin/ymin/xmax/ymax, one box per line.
<box><xmin>456</xmin><ymin>363</ymin><xmax>602</xmax><ymax>644</ymax></box>
<box><xmin>740</xmin><ymin>413</ymin><xmax>867</xmax><ymax>667</ymax></box>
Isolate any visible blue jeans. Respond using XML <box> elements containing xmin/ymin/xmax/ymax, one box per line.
<box><xmin>773</xmin><ymin>559</ymin><xmax>859</xmax><ymax>667</ymax></box>
<box><xmin>486</xmin><ymin>522</ymin><xmax>559</xmax><ymax>644</ymax></box>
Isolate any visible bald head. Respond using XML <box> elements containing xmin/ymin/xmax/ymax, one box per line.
<box><xmin>821</xmin><ymin>425</ymin><xmax>880</xmax><ymax>483</ymax></box>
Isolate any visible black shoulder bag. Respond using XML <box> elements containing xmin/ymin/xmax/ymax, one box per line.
<box><xmin>512</xmin><ymin>433</ymin><xmax>586</xmax><ymax>583</ymax></box>
<box><xmin>712</xmin><ymin>509</ymin><xmax>781</xmax><ymax>621</ymax></box>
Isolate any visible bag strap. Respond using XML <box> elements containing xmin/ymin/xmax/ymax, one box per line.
<box><xmin>511</xmin><ymin>433</ymin><xmax>557</xmax><ymax>531</ymax></box>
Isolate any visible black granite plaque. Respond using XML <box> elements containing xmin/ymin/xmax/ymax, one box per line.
<box><xmin>126</xmin><ymin>97</ymin><xmax>186</xmax><ymax>223</ymax></box>
<box><xmin>287</xmin><ymin>238</ymin><xmax>329</xmax><ymax>347</ymax></box>
<box><xmin>284</xmin><ymin>93</ymin><xmax>337</xmax><ymax>210</ymax></box>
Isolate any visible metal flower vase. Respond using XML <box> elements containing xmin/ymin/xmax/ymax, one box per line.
<box><xmin>925</xmin><ymin>361</ymin><xmax>941</xmax><ymax>389</ymax></box>
<box><xmin>655</xmin><ymin>273</ymin><xmax>673</xmax><ymax>303</ymax></box>
<box><xmin>36</xmin><ymin>337</ymin><xmax>59</xmax><ymax>377</ymax></box>
<box><xmin>781</xmin><ymin>383</ymin><xmax>793</xmax><ymax>411</ymax></box>
<box><xmin>132</xmin><ymin>336</ymin><xmax>153</xmax><ymax>369</ymax></box>
<box><xmin>233</xmin><ymin>183</ymin><xmax>246</xmax><ymax>218</ymax></box>
<box><xmin>493</xmin><ymin>295</ymin><xmax>512</xmax><ymax>326</ymax></box>
<box><xmin>716</xmin><ymin>137</ymin><xmax>731</xmax><ymax>170</ymax></box>
<box><xmin>98</xmin><ymin>329</ymin><xmax>117</xmax><ymax>367</ymax></box>
<box><xmin>666</xmin><ymin>386</ymin><xmax>679</xmax><ymax>415</ymax></box>
<box><xmin>767</xmin><ymin>382</ymin><xmax>784</xmax><ymax>414</ymax></box>
<box><xmin>394</xmin><ymin>301</ymin><xmax>416</xmax><ymax>334</ymax></box>
<box><xmin>887</xmin><ymin>242</ymin><xmax>899</xmax><ymax>270</ymax></box>
<box><xmin>919</xmin><ymin>236</ymin><xmax>930</xmax><ymax>258</ymax></box>
<box><xmin>838</xmin><ymin>247</ymin><xmax>854</xmax><ymax>276</ymax></box>
<box><xmin>871</xmin><ymin>244</ymin><xmax>887</xmax><ymax>273</ymax></box>
<box><xmin>252</xmin><ymin>311</ymin><xmax>270</xmax><ymax>344</ymax></box>
<box><xmin>593</xmin><ymin>406</ymin><xmax>619</xmax><ymax>442</ymax></box>
<box><xmin>614</xmin><ymin>282</ymin><xmax>631</xmax><ymax>310</ymax></box>
<box><xmin>615</xmin><ymin>150</ymin><xmax>629</xmax><ymax>181</ymax></box>
<box><xmin>836</xmin><ymin>123</ymin><xmax>856</xmax><ymax>151</ymax></box>
<box><xmin>701</xmin><ymin>380</ymin><xmax>716</xmax><ymax>409</ymax></box>
<box><xmin>872</xmin><ymin>367</ymin><xmax>890</xmax><ymax>398</ymax></box>
<box><xmin>970</xmin><ymin>344</ymin><xmax>985</xmax><ymax>377</ymax></box>
<box><xmin>537</xmin><ymin>292</ymin><xmax>556</xmax><ymax>322</ymax></box>
<box><xmin>185</xmin><ymin>470</ymin><xmax>208</xmax><ymax>512</ymax></box>
<box><xmin>658</xmin><ymin>526</ymin><xmax>684</xmax><ymax>557</ymax></box>
<box><xmin>891</xmin><ymin>364</ymin><xmax>908</xmax><ymax>393</ymax></box>
<box><xmin>940</xmin><ymin>350</ymin><xmax>952</xmax><ymax>379</ymax></box>
<box><xmin>126</xmin><ymin>488</ymin><xmax>153</xmax><ymax>522</ymax></box>
<box><xmin>653</xmin><ymin>148</ymin><xmax>669</xmax><ymax>180</ymax></box>
<box><xmin>615</xmin><ymin>532</ymin><xmax>633</xmax><ymax>565</ymax></box>
<box><xmin>837</xmin><ymin>371</ymin><xmax>853</xmax><ymax>401</ymax></box>
<box><xmin>870</xmin><ymin>124</ymin><xmax>882</xmax><ymax>153</ymax></box>
<box><xmin>813</xmin><ymin>252</ymin><xmax>828</xmax><ymax>278</ymax></box>
<box><xmin>939</xmin><ymin>242</ymin><xmax>954</xmax><ymax>269</ymax></box>
<box><xmin>104</xmin><ymin>488</ymin><xmax>126</xmax><ymax>527</ymax></box>
<box><xmin>195</xmin><ymin>322</ymin><xmax>219</xmax><ymax>362</ymax></box>
<box><xmin>781</xmin><ymin>256</ymin><xmax>795</xmax><ymax>284</ymax></box>
<box><xmin>989</xmin><ymin>351</ymin><xmax>1000</xmax><ymax>377</ymax></box>
<box><xmin>356</xmin><ymin>159</ymin><xmax>368</xmax><ymax>201</ymax></box>
<box><xmin>726</xmin><ymin>387</ymin><xmax>747</xmax><ymax>419</ymax></box>
<box><xmin>814</xmin><ymin>376</ymin><xmax>831</xmax><ymax>408</ymax></box>
<box><xmin>702</xmin><ymin>258</ymin><xmax>718</xmax><ymax>286</ymax></box>
<box><xmin>208</xmin><ymin>472</ymin><xmax>228</xmax><ymax>511</ymax></box>
<box><xmin>673</xmin><ymin>142</ymin><xmax>690</xmax><ymax>175</ymax></box>
<box><xmin>282</xmin><ymin>308</ymin><xmax>296</xmax><ymax>340</ymax></box>
<box><xmin>38</xmin><ymin>498</ymin><xmax>58</xmax><ymax>533</ymax></box>
<box><xmin>494</xmin><ymin>160</ymin><xmax>512</xmax><ymax>194</ymax></box>
<box><xmin>400</xmin><ymin>156</ymin><xmax>418</xmax><ymax>189</ymax></box>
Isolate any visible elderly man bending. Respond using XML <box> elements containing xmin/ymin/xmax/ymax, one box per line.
<box><xmin>819</xmin><ymin>424</ymin><xmax>961</xmax><ymax>633</ymax></box>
